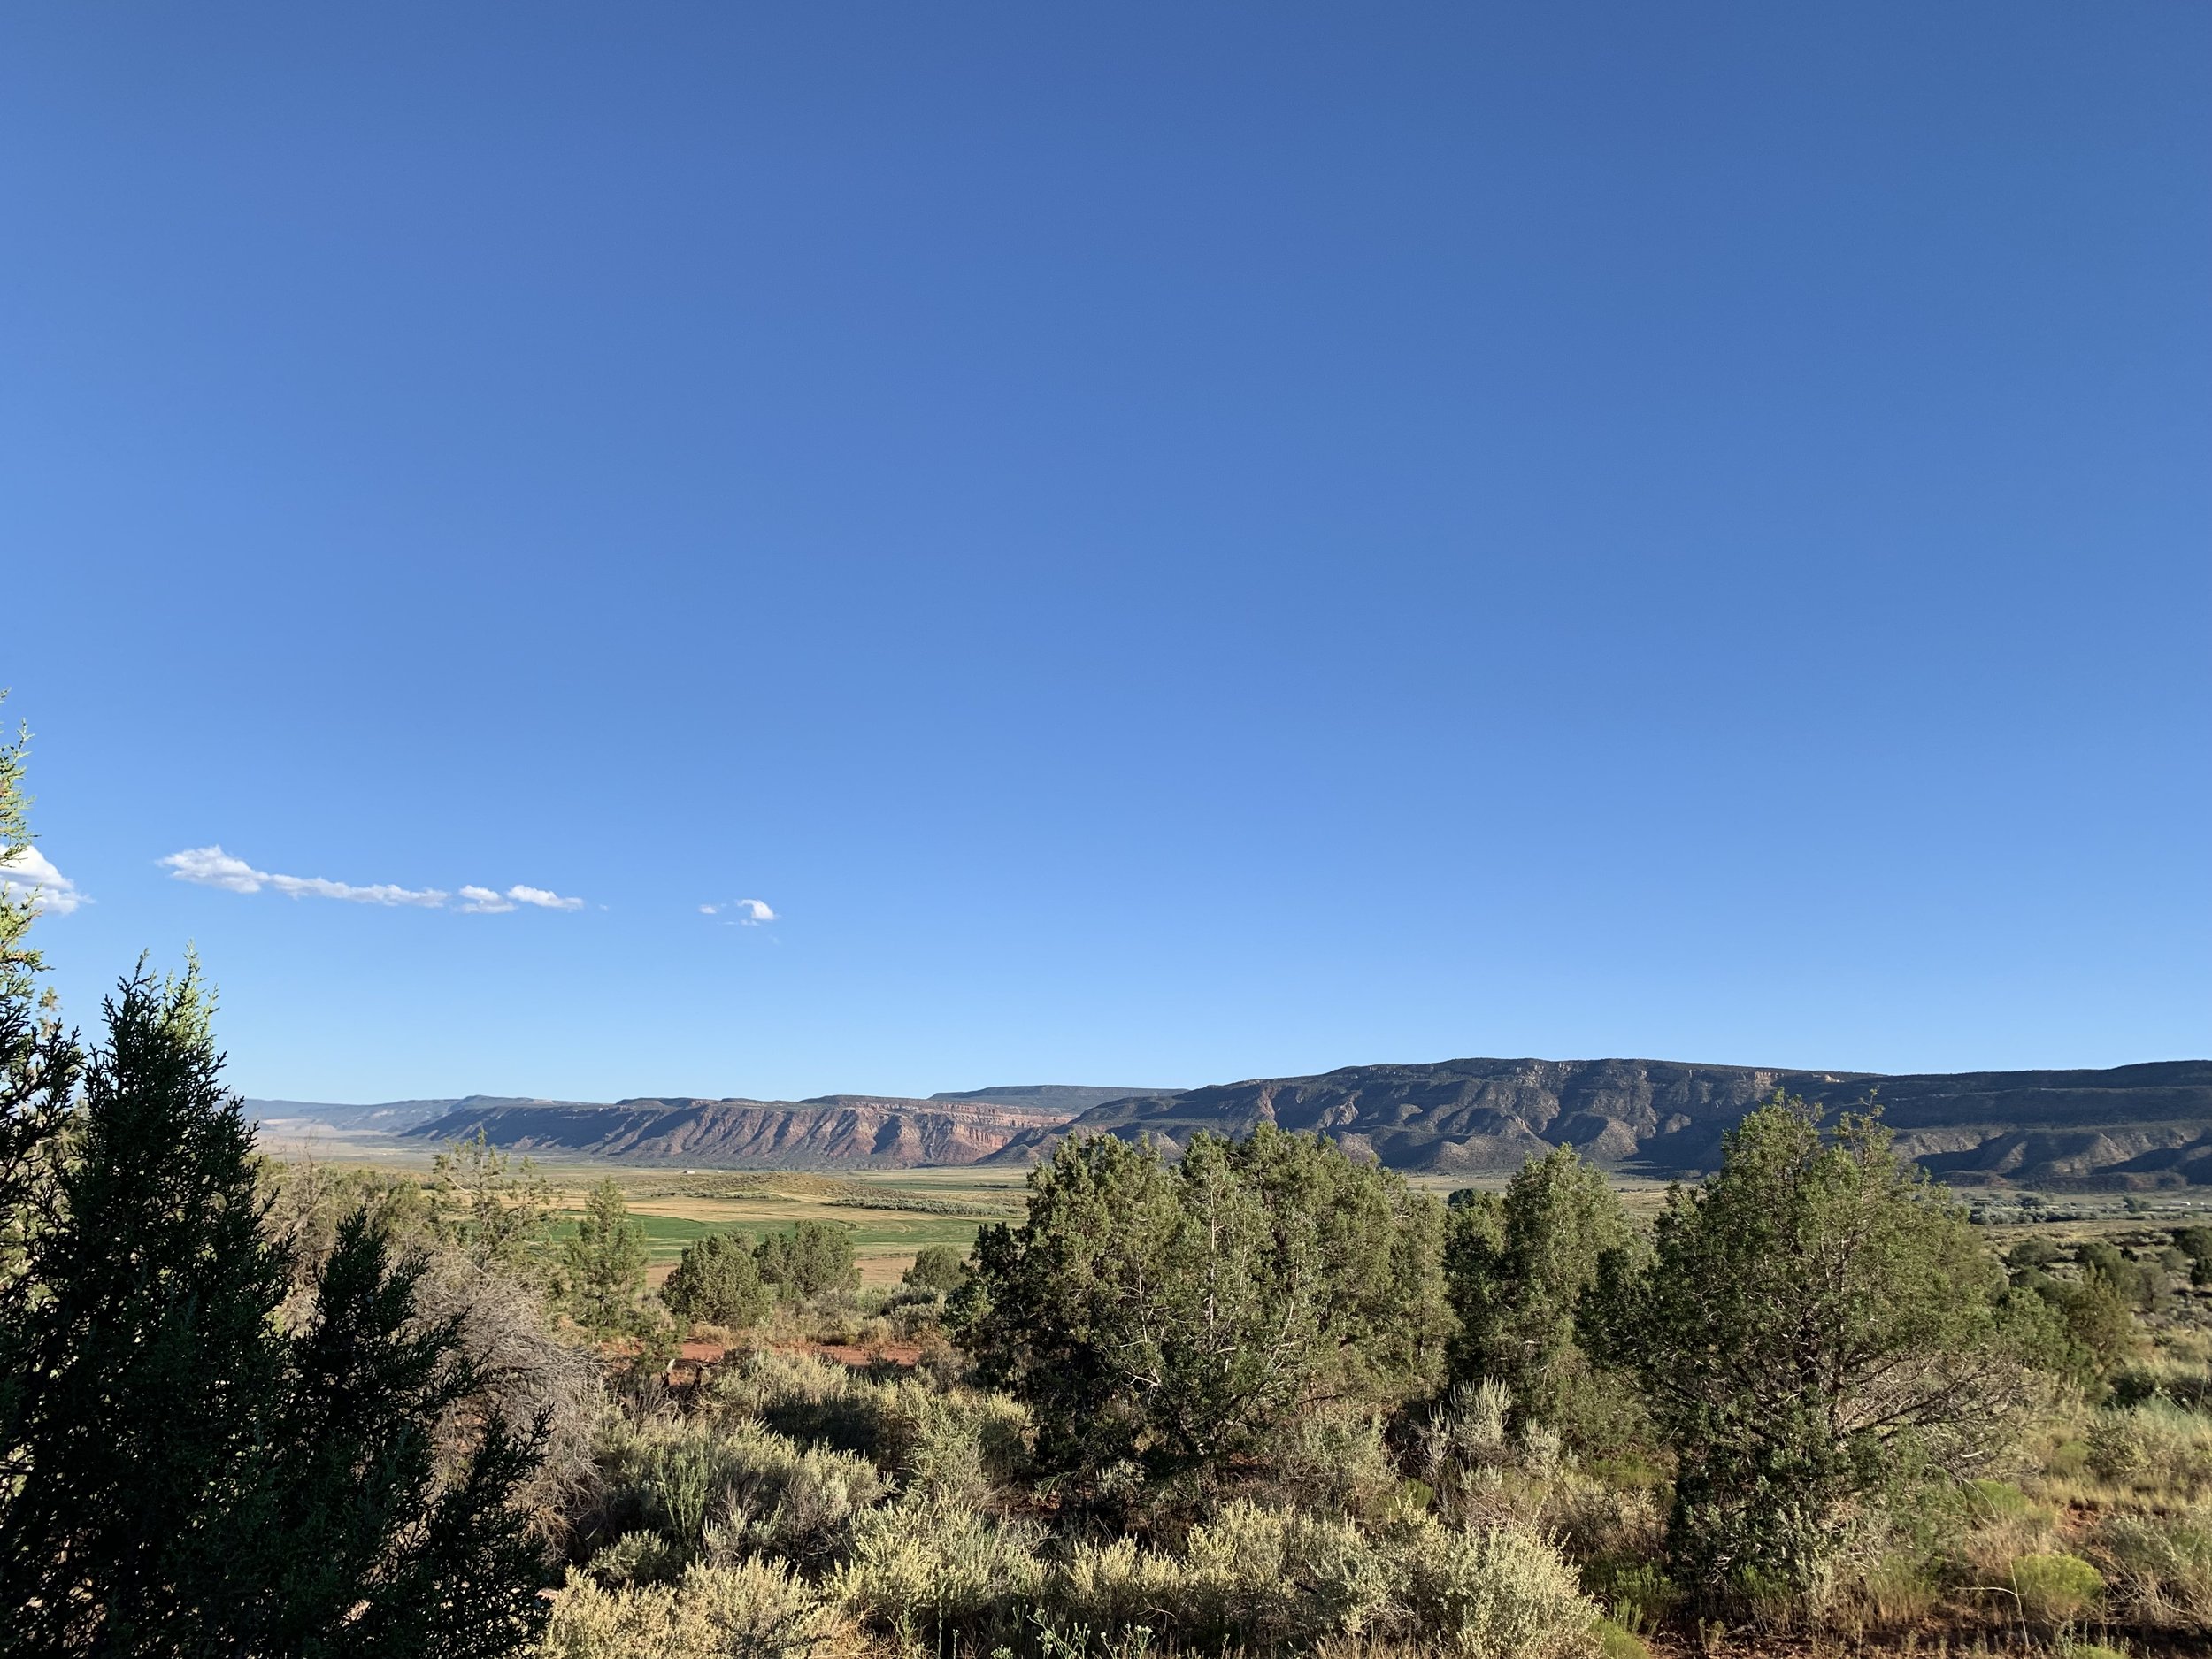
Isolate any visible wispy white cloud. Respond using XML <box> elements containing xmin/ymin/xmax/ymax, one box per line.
<box><xmin>162</xmin><ymin>845</ymin><xmax>449</xmax><ymax>907</ymax></box>
<box><xmin>266</xmin><ymin>873</ymin><xmax>449</xmax><ymax>907</ymax></box>
<box><xmin>0</xmin><ymin>846</ymin><xmax>88</xmax><ymax>915</ymax></box>
<box><xmin>505</xmin><ymin>884</ymin><xmax>584</xmax><ymax>911</ymax></box>
<box><xmin>159</xmin><ymin>845</ymin><xmax>265</xmax><ymax>894</ymax></box>
<box><xmin>457</xmin><ymin>884</ymin><xmax>585</xmax><ymax>914</ymax></box>
<box><xmin>161</xmin><ymin>846</ymin><xmax>581</xmax><ymax>915</ymax></box>
<box><xmin>703</xmin><ymin>897</ymin><xmax>777</xmax><ymax>926</ymax></box>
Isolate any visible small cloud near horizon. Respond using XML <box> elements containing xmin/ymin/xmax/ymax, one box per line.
<box><xmin>162</xmin><ymin>846</ymin><xmax>582</xmax><ymax>914</ymax></box>
<box><xmin>701</xmin><ymin>897</ymin><xmax>777</xmax><ymax>926</ymax></box>
<box><xmin>0</xmin><ymin>846</ymin><xmax>88</xmax><ymax>915</ymax></box>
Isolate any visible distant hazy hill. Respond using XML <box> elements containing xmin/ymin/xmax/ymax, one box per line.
<box><xmin>981</xmin><ymin>1057</ymin><xmax>2212</xmax><ymax>1190</ymax></box>
<box><xmin>243</xmin><ymin>1095</ymin><xmax>524</xmax><ymax>1133</ymax></box>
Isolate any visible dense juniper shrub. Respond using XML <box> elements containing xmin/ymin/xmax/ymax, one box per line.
<box><xmin>956</xmin><ymin>1125</ymin><xmax>1449</xmax><ymax>1499</ymax></box>
<box><xmin>1446</xmin><ymin>1148</ymin><xmax>1650</xmax><ymax>1457</ymax></box>
<box><xmin>755</xmin><ymin>1220</ymin><xmax>860</xmax><ymax>1302</ymax></box>
<box><xmin>1591</xmin><ymin>1098</ymin><xmax>2035</xmax><ymax>1609</ymax></box>
<box><xmin>664</xmin><ymin>1231</ymin><xmax>774</xmax><ymax>1330</ymax></box>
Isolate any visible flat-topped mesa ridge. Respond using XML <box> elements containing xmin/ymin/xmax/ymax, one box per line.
<box><xmin>400</xmin><ymin>1090</ymin><xmax>1109</xmax><ymax>1169</ymax></box>
<box><xmin>330</xmin><ymin>1058</ymin><xmax>2212</xmax><ymax>1187</ymax></box>
<box><xmin>979</xmin><ymin>1056</ymin><xmax>2212</xmax><ymax>1190</ymax></box>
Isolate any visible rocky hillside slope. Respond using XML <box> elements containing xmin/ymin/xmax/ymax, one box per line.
<box><xmin>981</xmin><ymin>1057</ymin><xmax>2212</xmax><ymax>1189</ymax></box>
<box><xmin>332</xmin><ymin>1059</ymin><xmax>2211</xmax><ymax>1187</ymax></box>
<box><xmin>245</xmin><ymin>1095</ymin><xmax>501</xmax><ymax>1133</ymax></box>
<box><xmin>401</xmin><ymin>1093</ymin><xmax>1091</xmax><ymax>1168</ymax></box>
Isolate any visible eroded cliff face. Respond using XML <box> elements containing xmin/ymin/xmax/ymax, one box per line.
<box><xmin>979</xmin><ymin>1059</ymin><xmax>1847</xmax><ymax>1171</ymax></box>
<box><xmin>982</xmin><ymin>1058</ymin><xmax>2212</xmax><ymax>1188</ymax></box>
<box><xmin>400</xmin><ymin>1059</ymin><xmax>2212</xmax><ymax>1188</ymax></box>
<box><xmin>404</xmin><ymin>1094</ymin><xmax>1078</xmax><ymax>1167</ymax></box>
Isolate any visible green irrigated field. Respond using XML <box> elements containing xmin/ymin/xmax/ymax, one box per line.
<box><xmin>528</xmin><ymin>1165</ymin><xmax>1026</xmax><ymax>1286</ymax></box>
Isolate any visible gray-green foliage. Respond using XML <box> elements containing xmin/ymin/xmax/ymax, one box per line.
<box><xmin>1055</xmin><ymin>1501</ymin><xmax>1388</xmax><ymax>1650</ymax></box>
<box><xmin>957</xmin><ymin>1125</ymin><xmax>1449</xmax><ymax>1493</ymax></box>
<box><xmin>664</xmin><ymin>1232</ymin><xmax>772</xmax><ymax>1331</ymax></box>
<box><xmin>831</xmin><ymin>1497</ymin><xmax>1599</xmax><ymax>1659</ymax></box>
<box><xmin>660</xmin><ymin>1353</ymin><xmax>1026</xmax><ymax>1551</ymax></box>
<box><xmin>1447</xmin><ymin>1147</ymin><xmax>1645</xmax><ymax>1449</ymax></box>
<box><xmin>544</xmin><ymin>1555</ymin><xmax>835</xmax><ymax>1659</ymax></box>
<box><xmin>583</xmin><ymin>1378</ymin><xmax>1603</xmax><ymax>1659</ymax></box>
<box><xmin>595</xmin><ymin>1411</ymin><xmax>889</xmax><ymax>1570</ymax></box>
<box><xmin>2084</xmin><ymin>1401</ymin><xmax>2212</xmax><ymax>1502</ymax></box>
<box><xmin>1594</xmin><ymin>1095</ymin><xmax>2030</xmax><ymax>1605</ymax></box>
<box><xmin>708</xmin><ymin>1347</ymin><xmax>1032</xmax><ymax>1506</ymax></box>
<box><xmin>1254</xmin><ymin>1405</ymin><xmax>1403</xmax><ymax>1519</ymax></box>
<box><xmin>434</xmin><ymin>1128</ymin><xmax>552</xmax><ymax>1278</ymax></box>
<box><xmin>830</xmin><ymin>1496</ymin><xmax>1048</xmax><ymax>1635</ymax></box>
<box><xmin>1388</xmin><ymin>1515</ymin><xmax>1602</xmax><ymax>1658</ymax></box>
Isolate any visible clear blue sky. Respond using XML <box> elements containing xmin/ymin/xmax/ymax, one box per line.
<box><xmin>4</xmin><ymin>4</ymin><xmax>2206</xmax><ymax>1103</ymax></box>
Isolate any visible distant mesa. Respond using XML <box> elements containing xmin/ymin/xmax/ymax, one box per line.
<box><xmin>926</xmin><ymin>1084</ymin><xmax>1168</xmax><ymax>1113</ymax></box>
<box><xmin>246</xmin><ymin>1056</ymin><xmax>2212</xmax><ymax>1190</ymax></box>
<box><xmin>972</xmin><ymin>1057</ymin><xmax>2212</xmax><ymax>1192</ymax></box>
<box><xmin>243</xmin><ymin>1095</ymin><xmax>507</xmax><ymax>1133</ymax></box>
<box><xmin>389</xmin><ymin>1091</ymin><xmax>1114</xmax><ymax>1170</ymax></box>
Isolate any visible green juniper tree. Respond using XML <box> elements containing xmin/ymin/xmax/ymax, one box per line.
<box><xmin>1446</xmin><ymin>1145</ymin><xmax>1646</xmax><ymax>1450</ymax></box>
<box><xmin>1594</xmin><ymin>1095</ymin><xmax>2032</xmax><ymax>1607</ymax></box>
<box><xmin>1998</xmin><ymin>1256</ymin><xmax>2139</xmax><ymax>1397</ymax></box>
<box><xmin>2074</xmin><ymin>1240</ymin><xmax>2158</xmax><ymax>1313</ymax></box>
<box><xmin>662</xmin><ymin>1229</ymin><xmax>771</xmax><ymax>1330</ymax></box>
<box><xmin>902</xmin><ymin>1243</ymin><xmax>971</xmax><ymax>1294</ymax></box>
<box><xmin>957</xmin><ymin>1125</ymin><xmax>1448</xmax><ymax>1494</ymax></box>
<box><xmin>561</xmin><ymin>1177</ymin><xmax>649</xmax><ymax>1340</ymax></box>
<box><xmin>0</xmin><ymin>960</ymin><xmax>290</xmax><ymax>1652</ymax></box>
<box><xmin>0</xmin><ymin>962</ymin><xmax>555</xmax><ymax>1657</ymax></box>
<box><xmin>753</xmin><ymin>1218</ymin><xmax>858</xmax><ymax>1302</ymax></box>
<box><xmin>2171</xmin><ymin>1225</ymin><xmax>2212</xmax><ymax>1287</ymax></box>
